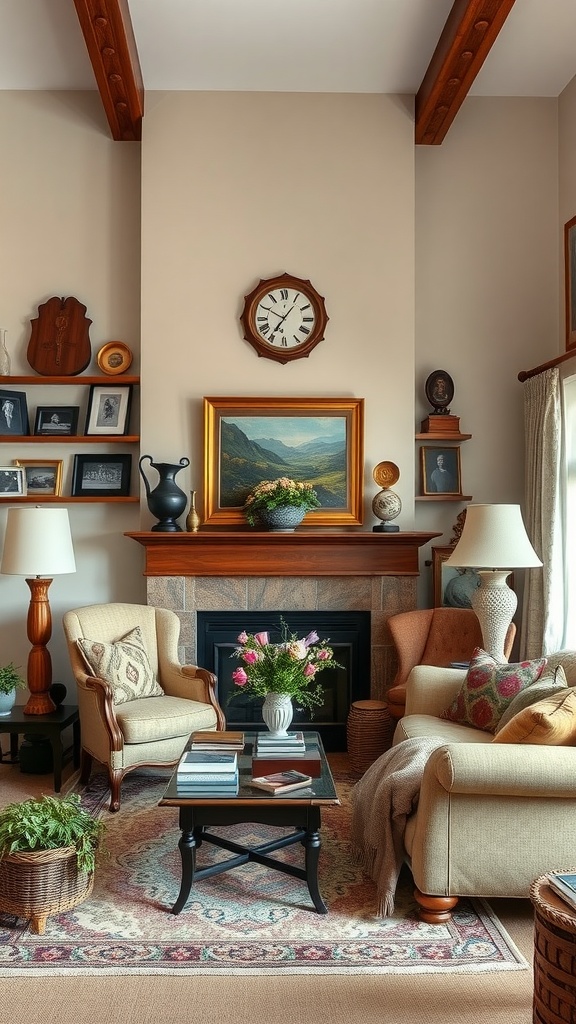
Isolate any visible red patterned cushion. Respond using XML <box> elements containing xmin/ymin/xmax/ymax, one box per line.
<box><xmin>439</xmin><ymin>647</ymin><xmax>548</xmax><ymax>733</ymax></box>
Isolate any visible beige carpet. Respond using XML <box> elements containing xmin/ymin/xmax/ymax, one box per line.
<box><xmin>0</xmin><ymin>754</ymin><xmax>535</xmax><ymax>1022</ymax></box>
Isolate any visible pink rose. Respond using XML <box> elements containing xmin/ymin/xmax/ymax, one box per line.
<box><xmin>254</xmin><ymin>632</ymin><xmax>269</xmax><ymax>646</ymax></box>
<box><xmin>303</xmin><ymin>663</ymin><xmax>316</xmax><ymax>677</ymax></box>
<box><xmin>232</xmin><ymin>668</ymin><xmax>248</xmax><ymax>686</ymax></box>
<box><xmin>317</xmin><ymin>649</ymin><xmax>331</xmax><ymax>661</ymax></box>
<box><xmin>243</xmin><ymin>650</ymin><xmax>259</xmax><ymax>665</ymax></box>
<box><xmin>237</xmin><ymin>631</ymin><xmax>248</xmax><ymax>644</ymax></box>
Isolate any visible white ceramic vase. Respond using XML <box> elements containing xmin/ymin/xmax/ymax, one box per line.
<box><xmin>262</xmin><ymin>692</ymin><xmax>293</xmax><ymax>736</ymax></box>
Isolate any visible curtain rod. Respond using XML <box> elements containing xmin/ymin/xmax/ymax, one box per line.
<box><xmin>518</xmin><ymin>348</ymin><xmax>576</xmax><ymax>382</ymax></box>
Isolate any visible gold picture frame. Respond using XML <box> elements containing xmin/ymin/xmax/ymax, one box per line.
<box><xmin>13</xmin><ymin>459</ymin><xmax>63</xmax><ymax>496</ymax></box>
<box><xmin>203</xmin><ymin>396</ymin><xmax>365</xmax><ymax>527</ymax></box>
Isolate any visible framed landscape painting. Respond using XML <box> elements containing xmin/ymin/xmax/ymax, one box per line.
<box><xmin>203</xmin><ymin>396</ymin><xmax>364</xmax><ymax>526</ymax></box>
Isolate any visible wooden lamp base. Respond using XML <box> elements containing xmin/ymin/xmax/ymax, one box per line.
<box><xmin>23</xmin><ymin>577</ymin><xmax>56</xmax><ymax>716</ymax></box>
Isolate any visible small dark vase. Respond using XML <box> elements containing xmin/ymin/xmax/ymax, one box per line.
<box><xmin>139</xmin><ymin>455</ymin><xmax>190</xmax><ymax>532</ymax></box>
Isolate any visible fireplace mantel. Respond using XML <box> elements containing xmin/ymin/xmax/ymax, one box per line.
<box><xmin>125</xmin><ymin>530</ymin><xmax>441</xmax><ymax>577</ymax></box>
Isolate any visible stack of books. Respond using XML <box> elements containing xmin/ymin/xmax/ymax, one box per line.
<box><xmin>255</xmin><ymin>731</ymin><xmax>306</xmax><ymax>756</ymax></box>
<box><xmin>252</xmin><ymin>730</ymin><xmax>323</xmax><ymax>777</ymax></box>
<box><xmin>176</xmin><ymin>749</ymin><xmax>239</xmax><ymax>796</ymax></box>
<box><xmin>548</xmin><ymin>871</ymin><xmax>576</xmax><ymax>913</ymax></box>
<box><xmin>190</xmin><ymin>730</ymin><xmax>244</xmax><ymax>751</ymax></box>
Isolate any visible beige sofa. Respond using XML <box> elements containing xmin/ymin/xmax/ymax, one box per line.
<box><xmin>392</xmin><ymin>651</ymin><xmax>576</xmax><ymax>923</ymax></box>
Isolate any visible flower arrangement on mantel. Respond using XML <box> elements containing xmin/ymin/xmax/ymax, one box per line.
<box><xmin>230</xmin><ymin>622</ymin><xmax>342</xmax><ymax>712</ymax></box>
<box><xmin>243</xmin><ymin>477</ymin><xmax>320</xmax><ymax>527</ymax></box>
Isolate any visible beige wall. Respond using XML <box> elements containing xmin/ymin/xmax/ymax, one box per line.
<box><xmin>0</xmin><ymin>91</ymin><xmax>144</xmax><ymax>691</ymax></box>
<box><xmin>0</xmin><ymin>87</ymin><xmax>567</xmax><ymax>697</ymax></box>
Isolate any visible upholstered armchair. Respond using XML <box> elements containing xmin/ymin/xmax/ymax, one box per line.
<box><xmin>63</xmin><ymin>603</ymin><xmax>225</xmax><ymax>811</ymax></box>
<box><xmin>386</xmin><ymin>607</ymin><xmax>516</xmax><ymax>720</ymax></box>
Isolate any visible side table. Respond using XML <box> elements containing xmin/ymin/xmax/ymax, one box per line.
<box><xmin>0</xmin><ymin>705</ymin><xmax>80</xmax><ymax>793</ymax></box>
<box><xmin>530</xmin><ymin>872</ymin><xmax>576</xmax><ymax>1024</ymax></box>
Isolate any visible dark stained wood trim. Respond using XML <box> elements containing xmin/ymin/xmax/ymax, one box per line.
<box><xmin>125</xmin><ymin>531</ymin><xmax>442</xmax><ymax>578</ymax></box>
<box><xmin>73</xmin><ymin>0</ymin><xmax>144</xmax><ymax>141</ymax></box>
<box><xmin>518</xmin><ymin>350</ymin><xmax>576</xmax><ymax>383</ymax></box>
<box><xmin>415</xmin><ymin>0</ymin><xmax>517</xmax><ymax>145</ymax></box>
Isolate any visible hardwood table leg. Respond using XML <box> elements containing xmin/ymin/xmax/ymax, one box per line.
<box><xmin>171</xmin><ymin>821</ymin><xmax>197</xmax><ymax>915</ymax></box>
<box><xmin>303</xmin><ymin>820</ymin><xmax>328</xmax><ymax>914</ymax></box>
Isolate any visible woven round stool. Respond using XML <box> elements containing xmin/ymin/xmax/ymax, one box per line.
<box><xmin>346</xmin><ymin>699</ymin><xmax>393</xmax><ymax>775</ymax></box>
<box><xmin>530</xmin><ymin>873</ymin><xmax>576</xmax><ymax>1024</ymax></box>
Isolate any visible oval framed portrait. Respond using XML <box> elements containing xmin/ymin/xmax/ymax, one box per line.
<box><xmin>425</xmin><ymin>370</ymin><xmax>454</xmax><ymax>412</ymax></box>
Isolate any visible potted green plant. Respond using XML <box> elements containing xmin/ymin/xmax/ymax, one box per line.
<box><xmin>0</xmin><ymin>663</ymin><xmax>26</xmax><ymax>716</ymax></box>
<box><xmin>243</xmin><ymin>477</ymin><xmax>321</xmax><ymax>530</ymax></box>
<box><xmin>0</xmin><ymin>793</ymin><xmax>106</xmax><ymax>934</ymax></box>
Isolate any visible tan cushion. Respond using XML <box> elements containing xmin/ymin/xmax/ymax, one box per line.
<box><xmin>495</xmin><ymin>666</ymin><xmax>569</xmax><ymax>733</ymax></box>
<box><xmin>439</xmin><ymin>647</ymin><xmax>547</xmax><ymax>733</ymax></box>
<box><xmin>492</xmin><ymin>687</ymin><xmax>576</xmax><ymax>745</ymax></box>
<box><xmin>115</xmin><ymin>695</ymin><xmax>217</xmax><ymax>743</ymax></box>
<box><xmin>77</xmin><ymin>625</ymin><xmax>164</xmax><ymax>705</ymax></box>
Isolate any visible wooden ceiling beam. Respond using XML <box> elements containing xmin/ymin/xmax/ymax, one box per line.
<box><xmin>415</xmin><ymin>0</ymin><xmax>517</xmax><ymax>145</ymax></box>
<box><xmin>73</xmin><ymin>0</ymin><xmax>144</xmax><ymax>141</ymax></box>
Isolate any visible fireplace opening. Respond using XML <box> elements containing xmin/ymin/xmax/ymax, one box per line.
<box><xmin>197</xmin><ymin>611</ymin><xmax>371</xmax><ymax>751</ymax></box>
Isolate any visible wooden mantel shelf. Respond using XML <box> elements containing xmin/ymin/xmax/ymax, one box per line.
<box><xmin>125</xmin><ymin>530</ymin><xmax>441</xmax><ymax>577</ymax></box>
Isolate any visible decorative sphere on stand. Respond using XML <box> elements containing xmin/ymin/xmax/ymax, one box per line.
<box><xmin>372</xmin><ymin>462</ymin><xmax>402</xmax><ymax>533</ymax></box>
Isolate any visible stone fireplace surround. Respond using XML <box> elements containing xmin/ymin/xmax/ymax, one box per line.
<box><xmin>127</xmin><ymin>530</ymin><xmax>439</xmax><ymax>702</ymax></box>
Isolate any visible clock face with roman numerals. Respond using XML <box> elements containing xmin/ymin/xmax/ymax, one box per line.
<box><xmin>240</xmin><ymin>273</ymin><xmax>329</xmax><ymax>364</ymax></box>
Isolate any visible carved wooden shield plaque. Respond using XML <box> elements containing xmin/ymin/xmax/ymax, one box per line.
<box><xmin>28</xmin><ymin>296</ymin><xmax>92</xmax><ymax>376</ymax></box>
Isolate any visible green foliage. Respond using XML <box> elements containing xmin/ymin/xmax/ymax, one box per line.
<box><xmin>243</xmin><ymin>477</ymin><xmax>321</xmax><ymax>527</ymax></box>
<box><xmin>0</xmin><ymin>794</ymin><xmax>106</xmax><ymax>875</ymax></box>
<box><xmin>0</xmin><ymin>663</ymin><xmax>26</xmax><ymax>695</ymax></box>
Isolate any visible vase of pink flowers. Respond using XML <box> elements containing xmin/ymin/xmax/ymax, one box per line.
<box><xmin>230</xmin><ymin>621</ymin><xmax>342</xmax><ymax>735</ymax></box>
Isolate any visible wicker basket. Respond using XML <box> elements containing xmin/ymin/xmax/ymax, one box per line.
<box><xmin>0</xmin><ymin>845</ymin><xmax>94</xmax><ymax>935</ymax></box>
<box><xmin>346</xmin><ymin>699</ymin><xmax>394</xmax><ymax>774</ymax></box>
<box><xmin>530</xmin><ymin>873</ymin><xmax>576</xmax><ymax>1024</ymax></box>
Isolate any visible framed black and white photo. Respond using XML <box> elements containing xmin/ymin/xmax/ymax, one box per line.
<box><xmin>71</xmin><ymin>454</ymin><xmax>132</xmax><ymax>497</ymax></box>
<box><xmin>0</xmin><ymin>389</ymin><xmax>29</xmax><ymax>437</ymax></box>
<box><xmin>34</xmin><ymin>406</ymin><xmax>79</xmax><ymax>436</ymax></box>
<box><xmin>85</xmin><ymin>385</ymin><xmax>132</xmax><ymax>436</ymax></box>
<box><xmin>13</xmin><ymin>459</ymin><xmax>63</xmax><ymax>496</ymax></box>
<box><xmin>0</xmin><ymin>466</ymin><xmax>26</xmax><ymax>496</ymax></box>
<box><xmin>420</xmin><ymin>446</ymin><xmax>462</xmax><ymax>496</ymax></box>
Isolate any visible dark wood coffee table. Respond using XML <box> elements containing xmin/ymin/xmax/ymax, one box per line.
<box><xmin>159</xmin><ymin>731</ymin><xmax>339</xmax><ymax>915</ymax></box>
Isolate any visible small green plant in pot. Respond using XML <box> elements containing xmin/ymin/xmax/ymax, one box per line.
<box><xmin>0</xmin><ymin>663</ymin><xmax>26</xmax><ymax>716</ymax></box>
<box><xmin>0</xmin><ymin>793</ymin><xmax>106</xmax><ymax>934</ymax></box>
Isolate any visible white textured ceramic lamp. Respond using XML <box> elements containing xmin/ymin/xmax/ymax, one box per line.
<box><xmin>444</xmin><ymin>504</ymin><xmax>542</xmax><ymax>661</ymax></box>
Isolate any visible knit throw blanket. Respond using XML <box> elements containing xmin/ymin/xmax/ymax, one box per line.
<box><xmin>350</xmin><ymin>736</ymin><xmax>446</xmax><ymax>917</ymax></box>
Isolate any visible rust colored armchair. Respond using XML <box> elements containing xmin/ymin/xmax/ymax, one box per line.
<box><xmin>386</xmin><ymin>607</ymin><xmax>516</xmax><ymax>720</ymax></box>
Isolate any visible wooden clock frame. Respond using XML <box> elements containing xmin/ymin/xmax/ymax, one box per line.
<box><xmin>240</xmin><ymin>273</ymin><xmax>329</xmax><ymax>364</ymax></box>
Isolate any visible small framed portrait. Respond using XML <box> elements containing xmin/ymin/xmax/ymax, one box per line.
<box><xmin>13</xmin><ymin>459</ymin><xmax>63</xmax><ymax>496</ymax></box>
<box><xmin>85</xmin><ymin>385</ymin><xmax>132</xmax><ymax>436</ymax></box>
<box><xmin>0</xmin><ymin>466</ymin><xmax>26</xmax><ymax>496</ymax></box>
<box><xmin>424</xmin><ymin>369</ymin><xmax>454</xmax><ymax>413</ymax></box>
<box><xmin>71</xmin><ymin>454</ymin><xmax>132</xmax><ymax>497</ymax></box>
<box><xmin>34</xmin><ymin>406</ymin><xmax>79</xmax><ymax>436</ymax></box>
<box><xmin>0</xmin><ymin>389</ymin><xmax>29</xmax><ymax>436</ymax></box>
<box><xmin>420</xmin><ymin>446</ymin><xmax>462</xmax><ymax>496</ymax></box>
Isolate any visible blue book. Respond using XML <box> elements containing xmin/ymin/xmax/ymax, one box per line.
<box><xmin>177</xmin><ymin>751</ymin><xmax>237</xmax><ymax>774</ymax></box>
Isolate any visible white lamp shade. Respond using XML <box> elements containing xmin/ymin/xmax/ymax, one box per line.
<box><xmin>444</xmin><ymin>504</ymin><xmax>542</xmax><ymax>570</ymax></box>
<box><xmin>1</xmin><ymin>507</ymin><xmax>76</xmax><ymax>576</ymax></box>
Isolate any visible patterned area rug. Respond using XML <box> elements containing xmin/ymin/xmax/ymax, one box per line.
<box><xmin>0</xmin><ymin>767</ymin><xmax>527</xmax><ymax>976</ymax></box>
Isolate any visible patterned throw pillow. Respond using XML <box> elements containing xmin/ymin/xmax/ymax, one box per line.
<box><xmin>495</xmin><ymin>665</ymin><xmax>569</xmax><ymax>734</ymax></box>
<box><xmin>493</xmin><ymin>686</ymin><xmax>576</xmax><ymax>745</ymax></box>
<box><xmin>77</xmin><ymin>626</ymin><xmax>164</xmax><ymax>705</ymax></box>
<box><xmin>439</xmin><ymin>647</ymin><xmax>548</xmax><ymax>733</ymax></box>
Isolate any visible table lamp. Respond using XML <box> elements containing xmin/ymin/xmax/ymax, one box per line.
<box><xmin>444</xmin><ymin>504</ymin><xmax>542</xmax><ymax>661</ymax></box>
<box><xmin>1</xmin><ymin>507</ymin><xmax>76</xmax><ymax>714</ymax></box>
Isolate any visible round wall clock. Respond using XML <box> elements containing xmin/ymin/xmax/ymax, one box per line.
<box><xmin>240</xmin><ymin>272</ymin><xmax>329</xmax><ymax>364</ymax></box>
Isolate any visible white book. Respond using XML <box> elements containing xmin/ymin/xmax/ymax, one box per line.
<box><xmin>177</xmin><ymin>751</ymin><xmax>237</xmax><ymax>774</ymax></box>
<box><xmin>177</xmin><ymin>771</ymin><xmax>239</xmax><ymax>784</ymax></box>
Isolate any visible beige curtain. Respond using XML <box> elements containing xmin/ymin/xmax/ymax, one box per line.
<box><xmin>521</xmin><ymin>367</ymin><xmax>562</xmax><ymax>658</ymax></box>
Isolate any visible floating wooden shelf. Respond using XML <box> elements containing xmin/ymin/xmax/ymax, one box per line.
<box><xmin>415</xmin><ymin>433</ymin><xmax>472</xmax><ymax>441</ymax></box>
<box><xmin>416</xmin><ymin>495</ymin><xmax>472</xmax><ymax>502</ymax></box>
